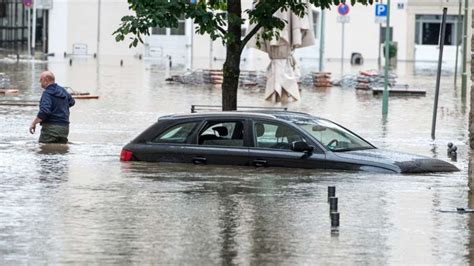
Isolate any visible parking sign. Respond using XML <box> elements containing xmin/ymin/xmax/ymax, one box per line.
<box><xmin>375</xmin><ymin>4</ymin><xmax>387</xmax><ymax>23</ymax></box>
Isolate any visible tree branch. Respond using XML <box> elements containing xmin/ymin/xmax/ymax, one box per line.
<box><xmin>241</xmin><ymin>22</ymin><xmax>263</xmax><ymax>50</ymax></box>
<box><xmin>217</xmin><ymin>25</ymin><xmax>226</xmax><ymax>35</ymax></box>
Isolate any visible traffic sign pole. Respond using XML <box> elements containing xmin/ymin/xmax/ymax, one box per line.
<box><xmin>337</xmin><ymin>3</ymin><xmax>350</xmax><ymax>78</ymax></box>
<box><xmin>382</xmin><ymin>0</ymin><xmax>390</xmax><ymax>115</ymax></box>
<box><xmin>341</xmin><ymin>22</ymin><xmax>345</xmax><ymax>78</ymax></box>
<box><xmin>461</xmin><ymin>0</ymin><xmax>468</xmax><ymax>99</ymax></box>
<box><xmin>319</xmin><ymin>10</ymin><xmax>325</xmax><ymax>72</ymax></box>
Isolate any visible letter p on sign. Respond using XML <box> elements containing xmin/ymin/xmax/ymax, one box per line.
<box><xmin>375</xmin><ymin>4</ymin><xmax>387</xmax><ymax>17</ymax></box>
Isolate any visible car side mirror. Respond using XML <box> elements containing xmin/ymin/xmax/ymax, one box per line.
<box><xmin>291</xmin><ymin>141</ymin><xmax>314</xmax><ymax>153</ymax></box>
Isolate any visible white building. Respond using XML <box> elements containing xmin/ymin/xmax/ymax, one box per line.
<box><xmin>44</xmin><ymin>0</ymin><xmax>472</xmax><ymax>71</ymax></box>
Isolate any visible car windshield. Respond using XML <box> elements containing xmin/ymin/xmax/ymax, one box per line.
<box><xmin>292</xmin><ymin>118</ymin><xmax>374</xmax><ymax>152</ymax></box>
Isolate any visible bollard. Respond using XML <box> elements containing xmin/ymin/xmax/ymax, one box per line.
<box><xmin>120</xmin><ymin>59</ymin><xmax>123</xmax><ymax>66</ymax></box>
<box><xmin>451</xmin><ymin>146</ymin><xmax>457</xmax><ymax>161</ymax></box>
<box><xmin>69</xmin><ymin>58</ymin><xmax>72</xmax><ymax>66</ymax></box>
<box><xmin>330</xmin><ymin>212</ymin><xmax>340</xmax><ymax>227</ymax></box>
<box><xmin>447</xmin><ymin>142</ymin><xmax>453</xmax><ymax>157</ymax></box>
<box><xmin>329</xmin><ymin>197</ymin><xmax>338</xmax><ymax>214</ymax></box>
<box><xmin>328</xmin><ymin>186</ymin><xmax>336</xmax><ymax>202</ymax></box>
<box><xmin>138</xmin><ymin>54</ymin><xmax>142</xmax><ymax>60</ymax></box>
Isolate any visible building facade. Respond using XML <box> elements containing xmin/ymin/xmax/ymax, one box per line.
<box><xmin>1</xmin><ymin>0</ymin><xmax>470</xmax><ymax>70</ymax></box>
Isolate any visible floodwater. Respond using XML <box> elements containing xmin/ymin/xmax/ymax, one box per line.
<box><xmin>0</xmin><ymin>56</ymin><xmax>472</xmax><ymax>264</ymax></box>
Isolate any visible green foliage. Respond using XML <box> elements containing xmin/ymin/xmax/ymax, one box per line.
<box><xmin>114</xmin><ymin>0</ymin><xmax>373</xmax><ymax>49</ymax></box>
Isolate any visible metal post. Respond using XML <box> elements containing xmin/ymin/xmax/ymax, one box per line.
<box><xmin>461</xmin><ymin>0</ymin><xmax>468</xmax><ymax>98</ymax></box>
<box><xmin>341</xmin><ymin>21</ymin><xmax>345</xmax><ymax>78</ymax></box>
<box><xmin>431</xmin><ymin>8</ymin><xmax>448</xmax><ymax>140</ymax></box>
<box><xmin>382</xmin><ymin>0</ymin><xmax>391</xmax><ymax>115</ymax></box>
<box><xmin>97</xmin><ymin>0</ymin><xmax>101</xmax><ymax>57</ymax></box>
<box><xmin>378</xmin><ymin>24</ymin><xmax>382</xmax><ymax>69</ymax></box>
<box><xmin>319</xmin><ymin>10</ymin><xmax>325</xmax><ymax>72</ymax></box>
<box><xmin>27</xmin><ymin>7</ymin><xmax>31</xmax><ymax>57</ymax></box>
<box><xmin>31</xmin><ymin>0</ymin><xmax>37</xmax><ymax>56</ymax></box>
<box><xmin>209</xmin><ymin>38</ymin><xmax>213</xmax><ymax>69</ymax></box>
<box><xmin>454</xmin><ymin>0</ymin><xmax>462</xmax><ymax>86</ymax></box>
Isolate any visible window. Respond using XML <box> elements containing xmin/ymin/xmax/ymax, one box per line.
<box><xmin>152</xmin><ymin>122</ymin><xmax>198</xmax><ymax>143</ymax></box>
<box><xmin>198</xmin><ymin>121</ymin><xmax>244</xmax><ymax>147</ymax></box>
<box><xmin>152</xmin><ymin>15</ymin><xmax>186</xmax><ymax>36</ymax></box>
<box><xmin>312</xmin><ymin>10</ymin><xmax>319</xmax><ymax>39</ymax></box>
<box><xmin>152</xmin><ymin>27</ymin><xmax>166</xmax><ymax>35</ymax></box>
<box><xmin>253</xmin><ymin>122</ymin><xmax>306</xmax><ymax>150</ymax></box>
<box><xmin>292</xmin><ymin>119</ymin><xmax>373</xmax><ymax>152</ymax></box>
<box><xmin>170</xmin><ymin>15</ymin><xmax>186</xmax><ymax>35</ymax></box>
<box><xmin>415</xmin><ymin>14</ymin><xmax>461</xmax><ymax>46</ymax></box>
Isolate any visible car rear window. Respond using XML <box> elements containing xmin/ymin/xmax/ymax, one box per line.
<box><xmin>198</xmin><ymin>121</ymin><xmax>244</xmax><ymax>147</ymax></box>
<box><xmin>151</xmin><ymin>122</ymin><xmax>198</xmax><ymax>144</ymax></box>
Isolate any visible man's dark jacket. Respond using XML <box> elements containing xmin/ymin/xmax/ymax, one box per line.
<box><xmin>37</xmin><ymin>83</ymin><xmax>75</xmax><ymax>125</ymax></box>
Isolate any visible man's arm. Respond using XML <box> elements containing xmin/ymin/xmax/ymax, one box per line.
<box><xmin>29</xmin><ymin>117</ymin><xmax>42</xmax><ymax>134</ymax></box>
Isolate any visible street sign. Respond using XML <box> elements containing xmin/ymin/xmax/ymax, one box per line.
<box><xmin>36</xmin><ymin>0</ymin><xmax>53</xmax><ymax>9</ymax></box>
<box><xmin>337</xmin><ymin>16</ymin><xmax>350</xmax><ymax>23</ymax></box>
<box><xmin>337</xmin><ymin>3</ymin><xmax>350</xmax><ymax>16</ymax></box>
<box><xmin>375</xmin><ymin>4</ymin><xmax>387</xmax><ymax>23</ymax></box>
<box><xmin>23</xmin><ymin>0</ymin><xmax>32</xmax><ymax>7</ymax></box>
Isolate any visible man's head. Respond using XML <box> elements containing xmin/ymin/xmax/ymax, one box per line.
<box><xmin>39</xmin><ymin>71</ymin><xmax>55</xmax><ymax>89</ymax></box>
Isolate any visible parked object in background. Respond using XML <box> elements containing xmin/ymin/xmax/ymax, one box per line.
<box><xmin>65</xmin><ymin>87</ymin><xmax>99</xmax><ymax>100</ymax></box>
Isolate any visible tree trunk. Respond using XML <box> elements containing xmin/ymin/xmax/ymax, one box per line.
<box><xmin>222</xmin><ymin>0</ymin><xmax>242</xmax><ymax>111</ymax></box>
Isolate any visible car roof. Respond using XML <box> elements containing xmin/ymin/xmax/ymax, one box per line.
<box><xmin>159</xmin><ymin>110</ymin><xmax>321</xmax><ymax>121</ymax></box>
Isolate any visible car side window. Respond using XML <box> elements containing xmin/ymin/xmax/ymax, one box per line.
<box><xmin>152</xmin><ymin>122</ymin><xmax>198</xmax><ymax>144</ymax></box>
<box><xmin>198</xmin><ymin>121</ymin><xmax>244</xmax><ymax>147</ymax></box>
<box><xmin>253</xmin><ymin>121</ymin><xmax>306</xmax><ymax>150</ymax></box>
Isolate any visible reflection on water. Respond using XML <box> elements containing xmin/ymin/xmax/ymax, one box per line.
<box><xmin>0</xmin><ymin>57</ymin><xmax>471</xmax><ymax>264</ymax></box>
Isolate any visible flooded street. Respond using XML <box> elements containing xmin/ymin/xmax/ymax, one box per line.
<box><xmin>0</xmin><ymin>57</ymin><xmax>472</xmax><ymax>264</ymax></box>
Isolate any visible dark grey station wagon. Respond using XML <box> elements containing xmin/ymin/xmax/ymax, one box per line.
<box><xmin>121</xmin><ymin>111</ymin><xmax>458</xmax><ymax>173</ymax></box>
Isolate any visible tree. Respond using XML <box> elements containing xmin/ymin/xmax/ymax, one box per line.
<box><xmin>114</xmin><ymin>0</ymin><xmax>373</xmax><ymax>111</ymax></box>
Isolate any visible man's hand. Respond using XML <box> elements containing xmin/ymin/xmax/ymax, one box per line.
<box><xmin>29</xmin><ymin>117</ymin><xmax>42</xmax><ymax>134</ymax></box>
<box><xmin>29</xmin><ymin>124</ymin><xmax>35</xmax><ymax>134</ymax></box>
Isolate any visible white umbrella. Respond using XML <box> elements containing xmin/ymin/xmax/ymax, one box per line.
<box><xmin>249</xmin><ymin>1</ymin><xmax>315</xmax><ymax>101</ymax></box>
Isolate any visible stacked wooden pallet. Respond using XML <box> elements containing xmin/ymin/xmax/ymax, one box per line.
<box><xmin>203</xmin><ymin>69</ymin><xmax>224</xmax><ymax>85</ymax></box>
<box><xmin>312</xmin><ymin>72</ymin><xmax>332</xmax><ymax>88</ymax></box>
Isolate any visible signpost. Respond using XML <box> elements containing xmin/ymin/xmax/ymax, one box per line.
<box><xmin>24</xmin><ymin>0</ymin><xmax>32</xmax><ymax>57</ymax></box>
<box><xmin>337</xmin><ymin>3</ymin><xmax>350</xmax><ymax>78</ymax></box>
<box><xmin>375</xmin><ymin>4</ymin><xmax>387</xmax><ymax>23</ymax></box>
<box><xmin>382</xmin><ymin>0</ymin><xmax>391</xmax><ymax>115</ymax></box>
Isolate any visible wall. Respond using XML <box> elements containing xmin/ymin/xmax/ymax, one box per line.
<box><xmin>48</xmin><ymin>0</ymin><xmax>142</xmax><ymax>60</ymax></box>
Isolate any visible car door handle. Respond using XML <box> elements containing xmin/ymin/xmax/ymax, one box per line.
<box><xmin>253</xmin><ymin>159</ymin><xmax>267</xmax><ymax>167</ymax></box>
<box><xmin>192</xmin><ymin>157</ymin><xmax>207</xmax><ymax>165</ymax></box>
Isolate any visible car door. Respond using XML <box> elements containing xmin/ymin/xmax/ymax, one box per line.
<box><xmin>135</xmin><ymin>120</ymin><xmax>202</xmax><ymax>162</ymax></box>
<box><xmin>248</xmin><ymin>119</ymin><xmax>326</xmax><ymax>169</ymax></box>
<box><xmin>180</xmin><ymin>118</ymin><xmax>250</xmax><ymax>166</ymax></box>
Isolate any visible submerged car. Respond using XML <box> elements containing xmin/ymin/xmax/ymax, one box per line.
<box><xmin>121</xmin><ymin>111</ymin><xmax>458</xmax><ymax>173</ymax></box>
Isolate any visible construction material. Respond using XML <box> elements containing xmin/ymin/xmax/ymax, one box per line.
<box><xmin>313</xmin><ymin>72</ymin><xmax>332</xmax><ymax>88</ymax></box>
<box><xmin>0</xmin><ymin>100</ymin><xmax>37</xmax><ymax>106</ymax></box>
<box><xmin>0</xmin><ymin>89</ymin><xmax>18</xmax><ymax>94</ymax></box>
<box><xmin>66</xmin><ymin>87</ymin><xmax>99</xmax><ymax>100</ymax></box>
<box><xmin>372</xmin><ymin>84</ymin><xmax>426</xmax><ymax>96</ymax></box>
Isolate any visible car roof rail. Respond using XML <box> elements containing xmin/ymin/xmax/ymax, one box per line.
<box><xmin>190</xmin><ymin>105</ymin><xmax>288</xmax><ymax>113</ymax></box>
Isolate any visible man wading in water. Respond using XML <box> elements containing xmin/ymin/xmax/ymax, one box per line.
<box><xmin>29</xmin><ymin>71</ymin><xmax>75</xmax><ymax>143</ymax></box>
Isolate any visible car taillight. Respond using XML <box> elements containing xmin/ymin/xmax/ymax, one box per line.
<box><xmin>120</xmin><ymin>149</ymin><xmax>133</xmax><ymax>161</ymax></box>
